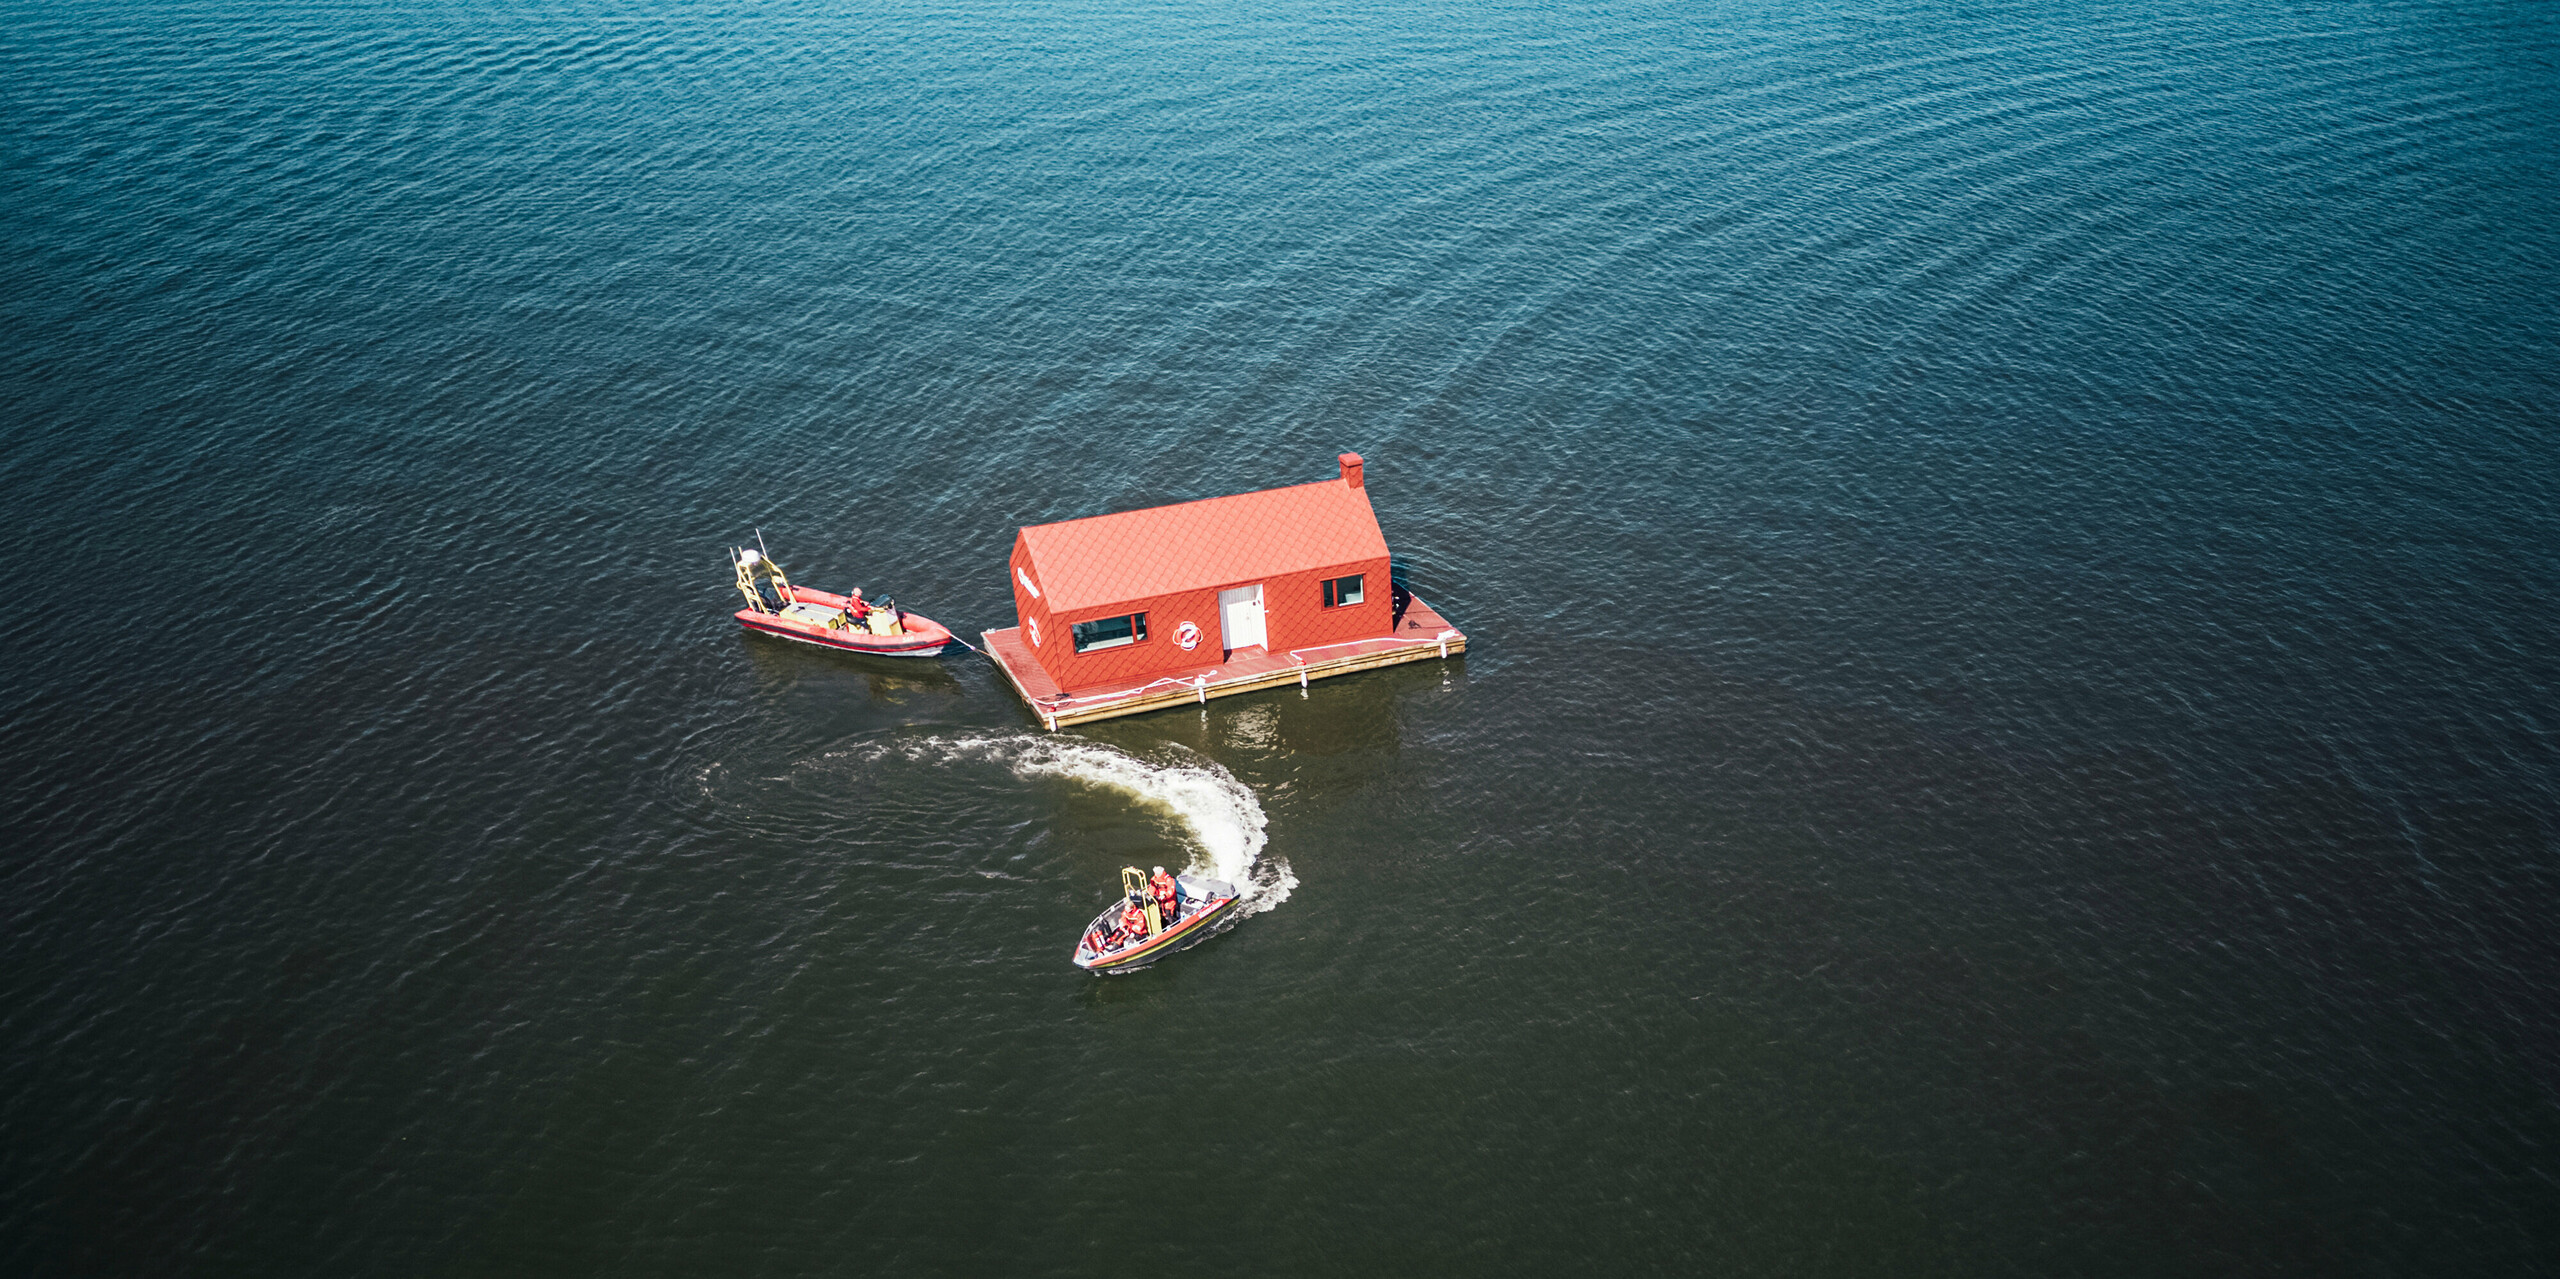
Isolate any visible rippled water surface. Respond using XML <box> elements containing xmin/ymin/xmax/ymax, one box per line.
<box><xmin>5</xmin><ymin>0</ymin><xmax>2557</xmax><ymax>1273</ymax></box>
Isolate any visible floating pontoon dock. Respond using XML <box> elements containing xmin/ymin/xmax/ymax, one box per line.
<box><xmin>982</xmin><ymin>594</ymin><xmax>1466</xmax><ymax>730</ymax></box>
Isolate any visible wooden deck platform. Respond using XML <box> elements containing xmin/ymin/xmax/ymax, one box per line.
<box><xmin>982</xmin><ymin>595</ymin><xmax>1467</xmax><ymax>729</ymax></box>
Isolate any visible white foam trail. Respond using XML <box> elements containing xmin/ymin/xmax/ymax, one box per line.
<box><xmin>888</xmin><ymin>735</ymin><xmax>1292</xmax><ymax>915</ymax></box>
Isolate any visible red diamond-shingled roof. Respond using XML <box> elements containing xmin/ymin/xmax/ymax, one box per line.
<box><xmin>1020</xmin><ymin>477</ymin><xmax>1388</xmax><ymax>613</ymax></box>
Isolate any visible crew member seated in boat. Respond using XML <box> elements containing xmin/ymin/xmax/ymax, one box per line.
<box><xmin>1117</xmin><ymin>894</ymin><xmax>1151</xmax><ymax>944</ymax></box>
<box><xmin>1149</xmin><ymin>866</ymin><xmax>1181</xmax><ymax>925</ymax></box>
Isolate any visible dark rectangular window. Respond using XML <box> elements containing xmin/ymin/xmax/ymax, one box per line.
<box><xmin>1322</xmin><ymin>574</ymin><xmax>1365</xmax><ymax>608</ymax></box>
<box><xmin>1071</xmin><ymin>612</ymin><xmax>1148</xmax><ymax>653</ymax></box>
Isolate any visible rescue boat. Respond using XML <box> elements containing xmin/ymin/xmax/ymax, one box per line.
<box><xmin>1072</xmin><ymin>867</ymin><xmax>1242</xmax><ymax>974</ymax></box>
<box><xmin>729</xmin><ymin>545</ymin><xmax>955</xmax><ymax>657</ymax></box>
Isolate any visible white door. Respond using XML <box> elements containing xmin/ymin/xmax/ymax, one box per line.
<box><xmin>1217</xmin><ymin>584</ymin><xmax>1266</xmax><ymax>651</ymax></box>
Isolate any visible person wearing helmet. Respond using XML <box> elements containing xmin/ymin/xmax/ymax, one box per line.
<box><xmin>1148</xmin><ymin>866</ymin><xmax>1181</xmax><ymax>927</ymax></box>
<box><xmin>1117</xmin><ymin>894</ymin><xmax>1150</xmax><ymax>944</ymax></box>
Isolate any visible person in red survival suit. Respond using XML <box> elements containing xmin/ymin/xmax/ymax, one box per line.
<box><xmin>1117</xmin><ymin>894</ymin><xmax>1151</xmax><ymax>944</ymax></box>
<box><xmin>1149</xmin><ymin>866</ymin><xmax>1181</xmax><ymax>927</ymax></box>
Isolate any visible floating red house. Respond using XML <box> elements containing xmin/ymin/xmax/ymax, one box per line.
<box><xmin>981</xmin><ymin>453</ymin><xmax>1467</xmax><ymax>728</ymax></box>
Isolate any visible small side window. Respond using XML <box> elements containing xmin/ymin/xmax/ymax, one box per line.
<box><xmin>1071</xmin><ymin>612</ymin><xmax>1148</xmax><ymax>653</ymax></box>
<box><xmin>1322</xmin><ymin>574</ymin><xmax>1365</xmax><ymax>608</ymax></box>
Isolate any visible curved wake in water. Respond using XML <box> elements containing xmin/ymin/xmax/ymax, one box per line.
<box><xmin>878</xmin><ymin>735</ymin><xmax>1295</xmax><ymax>915</ymax></box>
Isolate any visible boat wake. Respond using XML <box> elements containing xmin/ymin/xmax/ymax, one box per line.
<box><xmin>882</xmin><ymin>735</ymin><xmax>1294</xmax><ymax>916</ymax></box>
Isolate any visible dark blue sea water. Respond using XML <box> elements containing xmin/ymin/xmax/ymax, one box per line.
<box><xmin>5</xmin><ymin>0</ymin><xmax>2557</xmax><ymax>1273</ymax></box>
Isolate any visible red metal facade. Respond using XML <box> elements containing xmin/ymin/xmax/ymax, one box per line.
<box><xmin>1009</xmin><ymin>456</ymin><xmax>1397</xmax><ymax>695</ymax></box>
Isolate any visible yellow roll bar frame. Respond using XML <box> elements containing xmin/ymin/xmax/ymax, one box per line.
<box><xmin>1122</xmin><ymin>866</ymin><xmax>1161</xmax><ymax>935</ymax></box>
<box><xmin>733</xmin><ymin>550</ymin><xmax>796</xmax><ymax>616</ymax></box>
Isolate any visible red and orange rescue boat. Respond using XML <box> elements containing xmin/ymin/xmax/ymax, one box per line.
<box><xmin>729</xmin><ymin>546</ymin><xmax>955</xmax><ymax>657</ymax></box>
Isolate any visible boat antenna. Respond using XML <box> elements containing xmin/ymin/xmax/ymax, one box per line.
<box><xmin>755</xmin><ymin>527</ymin><xmax>771</xmax><ymax>562</ymax></box>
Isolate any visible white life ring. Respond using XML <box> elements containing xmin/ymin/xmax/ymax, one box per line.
<box><xmin>1174</xmin><ymin>621</ymin><xmax>1202</xmax><ymax>651</ymax></box>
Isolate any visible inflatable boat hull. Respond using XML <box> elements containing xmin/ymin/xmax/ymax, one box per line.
<box><xmin>735</xmin><ymin>585</ymin><xmax>954</xmax><ymax>657</ymax></box>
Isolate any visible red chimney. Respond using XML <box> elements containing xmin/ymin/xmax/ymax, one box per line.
<box><xmin>1339</xmin><ymin>452</ymin><xmax>1365</xmax><ymax>489</ymax></box>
